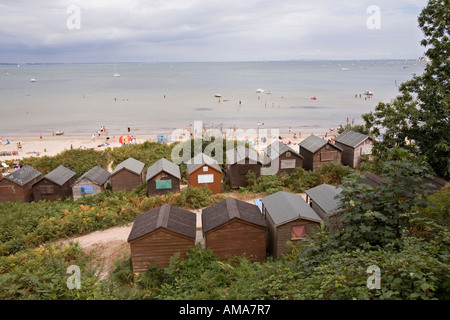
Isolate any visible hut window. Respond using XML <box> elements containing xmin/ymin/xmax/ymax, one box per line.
<box><xmin>280</xmin><ymin>159</ymin><xmax>296</xmax><ymax>169</ymax></box>
<box><xmin>39</xmin><ymin>185</ymin><xmax>54</xmax><ymax>195</ymax></box>
<box><xmin>155</xmin><ymin>180</ymin><xmax>172</xmax><ymax>190</ymax></box>
<box><xmin>80</xmin><ymin>185</ymin><xmax>94</xmax><ymax>194</ymax></box>
<box><xmin>286</xmin><ymin>152</ymin><xmax>291</xmax><ymax>158</ymax></box>
<box><xmin>291</xmin><ymin>225</ymin><xmax>306</xmax><ymax>240</ymax></box>
<box><xmin>203</xmin><ymin>166</ymin><xmax>208</xmax><ymax>172</ymax></box>
<box><xmin>320</xmin><ymin>151</ymin><xmax>336</xmax><ymax>161</ymax></box>
<box><xmin>198</xmin><ymin>174</ymin><xmax>214</xmax><ymax>184</ymax></box>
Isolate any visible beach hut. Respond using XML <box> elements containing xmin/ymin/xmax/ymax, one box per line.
<box><xmin>71</xmin><ymin>166</ymin><xmax>110</xmax><ymax>201</ymax></box>
<box><xmin>334</xmin><ymin>130</ymin><xmax>373</xmax><ymax>168</ymax></box>
<box><xmin>261</xmin><ymin>191</ymin><xmax>322</xmax><ymax>258</ymax></box>
<box><xmin>299</xmin><ymin>135</ymin><xmax>342</xmax><ymax>171</ymax></box>
<box><xmin>225</xmin><ymin>146</ymin><xmax>263</xmax><ymax>189</ymax></box>
<box><xmin>146</xmin><ymin>158</ymin><xmax>181</xmax><ymax>196</ymax></box>
<box><xmin>110</xmin><ymin>157</ymin><xmax>145</xmax><ymax>192</ymax></box>
<box><xmin>186</xmin><ymin>153</ymin><xmax>222</xmax><ymax>194</ymax></box>
<box><xmin>0</xmin><ymin>165</ymin><xmax>42</xmax><ymax>203</ymax></box>
<box><xmin>262</xmin><ymin>140</ymin><xmax>303</xmax><ymax>175</ymax></box>
<box><xmin>202</xmin><ymin>197</ymin><xmax>267</xmax><ymax>261</ymax></box>
<box><xmin>304</xmin><ymin>184</ymin><xmax>342</xmax><ymax>220</ymax></box>
<box><xmin>32</xmin><ymin>165</ymin><xmax>76</xmax><ymax>202</ymax></box>
<box><xmin>127</xmin><ymin>204</ymin><xmax>197</xmax><ymax>272</ymax></box>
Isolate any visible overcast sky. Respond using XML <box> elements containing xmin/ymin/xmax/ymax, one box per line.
<box><xmin>0</xmin><ymin>0</ymin><xmax>429</xmax><ymax>63</ymax></box>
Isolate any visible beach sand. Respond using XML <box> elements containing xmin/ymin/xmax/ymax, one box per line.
<box><xmin>0</xmin><ymin>129</ymin><xmax>337</xmax><ymax>164</ymax></box>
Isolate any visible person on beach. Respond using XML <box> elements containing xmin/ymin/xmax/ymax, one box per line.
<box><xmin>40</xmin><ymin>134</ymin><xmax>43</xmax><ymax>140</ymax></box>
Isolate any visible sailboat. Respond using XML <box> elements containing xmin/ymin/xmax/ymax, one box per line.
<box><xmin>113</xmin><ymin>63</ymin><xmax>120</xmax><ymax>77</ymax></box>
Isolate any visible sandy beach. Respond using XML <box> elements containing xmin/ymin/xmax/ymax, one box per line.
<box><xmin>0</xmin><ymin>128</ymin><xmax>336</xmax><ymax>164</ymax></box>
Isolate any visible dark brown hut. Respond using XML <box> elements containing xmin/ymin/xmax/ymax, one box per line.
<box><xmin>110</xmin><ymin>157</ymin><xmax>145</xmax><ymax>192</ymax></box>
<box><xmin>32</xmin><ymin>165</ymin><xmax>76</xmax><ymax>202</ymax></box>
<box><xmin>262</xmin><ymin>140</ymin><xmax>303</xmax><ymax>175</ymax></box>
<box><xmin>127</xmin><ymin>204</ymin><xmax>197</xmax><ymax>272</ymax></box>
<box><xmin>202</xmin><ymin>197</ymin><xmax>267</xmax><ymax>261</ymax></box>
<box><xmin>299</xmin><ymin>135</ymin><xmax>342</xmax><ymax>171</ymax></box>
<box><xmin>146</xmin><ymin>158</ymin><xmax>181</xmax><ymax>196</ymax></box>
<box><xmin>334</xmin><ymin>130</ymin><xmax>373</xmax><ymax>168</ymax></box>
<box><xmin>261</xmin><ymin>191</ymin><xmax>322</xmax><ymax>258</ymax></box>
<box><xmin>225</xmin><ymin>146</ymin><xmax>262</xmax><ymax>189</ymax></box>
<box><xmin>0</xmin><ymin>165</ymin><xmax>42</xmax><ymax>203</ymax></box>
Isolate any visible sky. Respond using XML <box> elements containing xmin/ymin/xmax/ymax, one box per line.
<box><xmin>0</xmin><ymin>0</ymin><xmax>429</xmax><ymax>63</ymax></box>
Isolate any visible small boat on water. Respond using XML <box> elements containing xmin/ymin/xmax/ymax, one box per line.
<box><xmin>214</xmin><ymin>94</ymin><xmax>222</xmax><ymax>98</ymax></box>
<box><xmin>30</xmin><ymin>78</ymin><xmax>36</xmax><ymax>82</ymax></box>
<box><xmin>341</xmin><ymin>67</ymin><xmax>349</xmax><ymax>71</ymax></box>
<box><xmin>55</xmin><ymin>131</ymin><xmax>64</xmax><ymax>136</ymax></box>
<box><xmin>256</xmin><ymin>88</ymin><xmax>264</xmax><ymax>93</ymax></box>
<box><xmin>364</xmin><ymin>90</ymin><xmax>374</xmax><ymax>96</ymax></box>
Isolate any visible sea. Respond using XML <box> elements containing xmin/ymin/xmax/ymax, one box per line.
<box><xmin>0</xmin><ymin>60</ymin><xmax>427</xmax><ymax>137</ymax></box>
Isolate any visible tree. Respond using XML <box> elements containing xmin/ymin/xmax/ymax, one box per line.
<box><xmin>328</xmin><ymin>152</ymin><xmax>434</xmax><ymax>251</ymax></box>
<box><xmin>362</xmin><ymin>0</ymin><xmax>450</xmax><ymax>180</ymax></box>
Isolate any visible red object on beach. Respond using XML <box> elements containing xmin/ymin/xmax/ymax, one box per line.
<box><xmin>310</xmin><ymin>97</ymin><xmax>317</xmax><ymax>100</ymax></box>
<box><xmin>119</xmin><ymin>135</ymin><xmax>132</xmax><ymax>144</ymax></box>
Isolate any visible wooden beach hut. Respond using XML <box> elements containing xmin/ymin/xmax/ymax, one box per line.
<box><xmin>304</xmin><ymin>184</ymin><xmax>342</xmax><ymax>220</ymax></box>
<box><xmin>262</xmin><ymin>140</ymin><xmax>303</xmax><ymax>175</ymax></box>
<box><xmin>225</xmin><ymin>146</ymin><xmax>263</xmax><ymax>189</ymax></box>
<box><xmin>202</xmin><ymin>197</ymin><xmax>268</xmax><ymax>261</ymax></box>
<box><xmin>71</xmin><ymin>166</ymin><xmax>110</xmax><ymax>201</ymax></box>
<box><xmin>299</xmin><ymin>135</ymin><xmax>342</xmax><ymax>171</ymax></box>
<box><xmin>0</xmin><ymin>165</ymin><xmax>42</xmax><ymax>203</ymax></box>
<box><xmin>127</xmin><ymin>204</ymin><xmax>197</xmax><ymax>272</ymax></box>
<box><xmin>146</xmin><ymin>158</ymin><xmax>181</xmax><ymax>196</ymax></box>
<box><xmin>32</xmin><ymin>165</ymin><xmax>76</xmax><ymax>202</ymax></box>
<box><xmin>261</xmin><ymin>191</ymin><xmax>322</xmax><ymax>258</ymax></box>
<box><xmin>110</xmin><ymin>157</ymin><xmax>145</xmax><ymax>192</ymax></box>
<box><xmin>186</xmin><ymin>153</ymin><xmax>222</xmax><ymax>194</ymax></box>
<box><xmin>334</xmin><ymin>130</ymin><xmax>373</xmax><ymax>168</ymax></box>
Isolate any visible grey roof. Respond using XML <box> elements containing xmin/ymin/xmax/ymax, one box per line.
<box><xmin>75</xmin><ymin>166</ymin><xmax>110</xmax><ymax>186</ymax></box>
<box><xmin>127</xmin><ymin>204</ymin><xmax>196</xmax><ymax>242</ymax></box>
<box><xmin>358</xmin><ymin>172</ymin><xmax>384</xmax><ymax>187</ymax></box>
<box><xmin>186</xmin><ymin>153</ymin><xmax>222</xmax><ymax>174</ymax></box>
<box><xmin>3</xmin><ymin>165</ymin><xmax>41</xmax><ymax>187</ymax></box>
<box><xmin>42</xmin><ymin>165</ymin><xmax>76</xmax><ymax>186</ymax></box>
<box><xmin>146</xmin><ymin>158</ymin><xmax>181</xmax><ymax>181</ymax></box>
<box><xmin>335</xmin><ymin>130</ymin><xmax>372</xmax><ymax>148</ymax></box>
<box><xmin>299</xmin><ymin>135</ymin><xmax>342</xmax><ymax>153</ymax></box>
<box><xmin>111</xmin><ymin>157</ymin><xmax>145</xmax><ymax>176</ymax></box>
<box><xmin>262</xmin><ymin>141</ymin><xmax>303</xmax><ymax>164</ymax></box>
<box><xmin>226</xmin><ymin>146</ymin><xmax>262</xmax><ymax>165</ymax></box>
<box><xmin>305</xmin><ymin>184</ymin><xmax>342</xmax><ymax>216</ymax></box>
<box><xmin>202</xmin><ymin>197</ymin><xmax>267</xmax><ymax>234</ymax></box>
<box><xmin>261</xmin><ymin>191</ymin><xmax>322</xmax><ymax>225</ymax></box>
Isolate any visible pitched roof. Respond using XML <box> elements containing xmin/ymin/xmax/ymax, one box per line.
<box><xmin>335</xmin><ymin>130</ymin><xmax>372</xmax><ymax>148</ymax></box>
<box><xmin>299</xmin><ymin>135</ymin><xmax>342</xmax><ymax>153</ymax></box>
<box><xmin>261</xmin><ymin>191</ymin><xmax>322</xmax><ymax>225</ymax></box>
<box><xmin>262</xmin><ymin>141</ymin><xmax>303</xmax><ymax>164</ymax></box>
<box><xmin>127</xmin><ymin>204</ymin><xmax>196</xmax><ymax>242</ymax></box>
<box><xmin>226</xmin><ymin>146</ymin><xmax>262</xmax><ymax>165</ymax></box>
<box><xmin>202</xmin><ymin>197</ymin><xmax>267</xmax><ymax>234</ymax></box>
<box><xmin>111</xmin><ymin>157</ymin><xmax>145</xmax><ymax>176</ymax></box>
<box><xmin>186</xmin><ymin>153</ymin><xmax>222</xmax><ymax>174</ymax></box>
<box><xmin>3</xmin><ymin>165</ymin><xmax>41</xmax><ymax>186</ymax></box>
<box><xmin>305</xmin><ymin>184</ymin><xmax>342</xmax><ymax>216</ymax></box>
<box><xmin>146</xmin><ymin>158</ymin><xmax>181</xmax><ymax>181</ymax></box>
<box><xmin>42</xmin><ymin>165</ymin><xmax>76</xmax><ymax>186</ymax></box>
<box><xmin>358</xmin><ymin>172</ymin><xmax>384</xmax><ymax>187</ymax></box>
<box><xmin>74</xmin><ymin>166</ymin><xmax>110</xmax><ymax>186</ymax></box>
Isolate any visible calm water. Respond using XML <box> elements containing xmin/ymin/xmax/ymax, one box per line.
<box><xmin>0</xmin><ymin>60</ymin><xmax>426</xmax><ymax>136</ymax></box>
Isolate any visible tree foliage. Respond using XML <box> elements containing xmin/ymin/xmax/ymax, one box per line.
<box><xmin>362</xmin><ymin>0</ymin><xmax>450</xmax><ymax>180</ymax></box>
